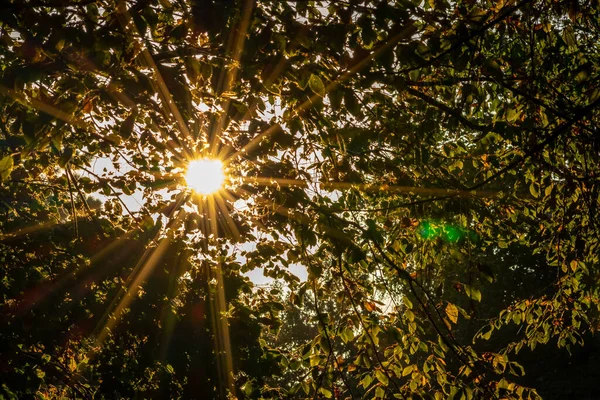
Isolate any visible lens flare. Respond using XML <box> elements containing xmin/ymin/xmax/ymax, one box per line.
<box><xmin>185</xmin><ymin>159</ymin><xmax>225</xmax><ymax>195</ymax></box>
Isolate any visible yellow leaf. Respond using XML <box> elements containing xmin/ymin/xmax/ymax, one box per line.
<box><xmin>445</xmin><ymin>303</ymin><xmax>459</xmax><ymax>324</ymax></box>
<box><xmin>570</xmin><ymin>259</ymin><xmax>578</xmax><ymax>272</ymax></box>
<box><xmin>364</xmin><ymin>301</ymin><xmax>376</xmax><ymax>312</ymax></box>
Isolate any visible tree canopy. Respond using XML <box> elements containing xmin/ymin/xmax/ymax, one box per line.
<box><xmin>1</xmin><ymin>0</ymin><xmax>599</xmax><ymax>398</ymax></box>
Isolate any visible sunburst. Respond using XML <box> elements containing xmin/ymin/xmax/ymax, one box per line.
<box><xmin>185</xmin><ymin>159</ymin><xmax>226</xmax><ymax>195</ymax></box>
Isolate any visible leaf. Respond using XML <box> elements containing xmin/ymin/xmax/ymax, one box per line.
<box><xmin>241</xmin><ymin>381</ymin><xmax>254</xmax><ymax>396</ymax></box>
<box><xmin>69</xmin><ymin>358</ymin><xmax>77</xmax><ymax>372</ymax></box>
<box><xmin>343</xmin><ymin>89</ymin><xmax>361</xmax><ymax>117</ymax></box>
<box><xmin>484</xmin><ymin>59</ymin><xmax>503</xmax><ymax>78</ymax></box>
<box><xmin>82</xmin><ymin>99</ymin><xmax>94</xmax><ymax>114</ymax></box>
<box><xmin>402</xmin><ymin>365</ymin><xmax>414</xmax><ymax>377</ymax></box>
<box><xmin>120</xmin><ymin>114</ymin><xmax>136</xmax><ymax>139</ymax></box>
<box><xmin>360</xmin><ymin>374</ymin><xmax>373</xmax><ymax>389</ymax></box>
<box><xmin>328</xmin><ymin>89</ymin><xmax>343</xmax><ymax>111</ymax></box>
<box><xmin>463</xmin><ymin>284</ymin><xmax>482</xmax><ymax>302</ymax></box>
<box><xmin>529</xmin><ymin>183</ymin><xmax>539</xmax><ymax>198</ymax></box>
<box><xmin>59</xmin><ymin>147</ymin><xmax>73</xmax><ymax>168</ymax></box>
<box><xmin>185</xmin><ymin>57</ymin><xmax>201</xmax><ymax>82</ymax></box>
<box><xmin>340</xmin><ymin>327</ymin><xmax>354</xmax><ymax>343</ymax></box>
<box><xmin>169</xmin><ymin>24</ymin><xmax>188</xmax><ymax>42</ymax></box>
<box><xmin>562</xmin><ymin>26</ymin><xmax>577</xmax><ymax>48</ymax></box>
<box><xmin>477</xmin><ymin>263</ymin><xmax>495</xmax><ymax>283</ymax></box>
<box><xmin>364</xmin><ymin>301</ymin><xmax>377</xmax><ymax>312</ymax></box>
<box><xmin>319</xmin><ymin>334</ymin><xmax>331</xmax><ymax>352</ymax></box>
<box><xmin>570</xmin><ymin>259</ymin><xmax>578</xmax><ymax>272</ymax></box>
<box><xmin>445</xmin><ymin>303</ymin><xmax>459</xmax><ymax>324</ymax></box>
<box><xmin>476</xmin><ymin>324</ymin><xmax>494</xmax><ymax>341</ymax></box>
<box><xmin>308</xmin><ymin>74</ymin><xmax>325</xmax><ymax>97</ymax></box>
<box><xmin>201</xmin><ymin>63</ymin><xmax>213</xmax><ymax>80</ymax></box>
<box><xmin>0</xmin><ymin>155</ymin><xmax>14</xmax><ymax>181</ymax></box>
<box><xmin>375</xmin><ymin>369</ymin><xmax>389</xmax><ymax>386</ymax></box>
<box><xmin>301</xmin><ymin>381</ymin><xmax>310</xmax><ymax>395</ymax></box>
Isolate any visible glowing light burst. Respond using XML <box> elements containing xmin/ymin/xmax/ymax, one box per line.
<box><xmin>185</xmin><ymin>159</ymin><xmax>225</xmax><ymax>195</ymax></box>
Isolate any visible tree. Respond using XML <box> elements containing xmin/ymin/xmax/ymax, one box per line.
<box><xmin>1</xmin><ymin>0</ymin><xmax>599</xmax><ymax>398</ymax></box>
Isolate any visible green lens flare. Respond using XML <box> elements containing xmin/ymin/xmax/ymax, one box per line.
<box><xmin>418</xmin><ymin>220</ymin><xmax>472</xmax><ymax>243</ymax></box>
<box><xmin>418</xmin><ymin>221</ymin><xmax>438</xmax><ymax>239</ymax></box>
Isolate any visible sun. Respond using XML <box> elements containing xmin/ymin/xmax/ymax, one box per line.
<box><xmin>185</xmin><ymin>159</ymin><xmax>225</xmax><ymax>195</ymax></box>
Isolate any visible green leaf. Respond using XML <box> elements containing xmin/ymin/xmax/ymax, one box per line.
<box><xmin>169</xmin><ymin>24</ymin><xmax>188</xmax><ymax>42</ymax></box>
<box><xmin>319</xmin><ymin>334</ymin><xmax>331</xmax><ymax>352</ymax></box>
<box><xmin>529</xmin><ymin>183</ymin><xmax>539</xmax><ymax>198</ymax></box>
<box><xmin>562</xmin><ymin>26</ymin><xmax>577</xmax><ymax>48</ymax></box>
<box><xmin>309</xmin><ymin>74</ymin><xmax>325</xmax><ymax>97</ymax></box>
<box><xmin>340</xmin><ymin>327</ymin><xmax>354</xmax><ymax>343</ymax></box>
<box><xmin>375</xmin><ymin>369</ymin><xmax>389</xmax><ymax>386</ymax></box>
<box><xmin>360</xmin><ymin>374</ymin><xmax>373</xmax><ymax>389</ymax></box>
<box><xmin>301</xmin><ymin>381</ymin><xmax>310</xmax><ymax>395</ymax></box>
<box><xmin>476</xmin><ymin>324</ymin><xmax>494</xmax><ymax>341</ymax></box>
<box><xmin>240</xmin><ymin>380</ymin><xmax>254</xmax><ymax>396</ymax></box>
<box><xmin>463</xmin><ymin>284</ymin><xmax>482</xmax><ymax>302</ymax></box>
<box><xmin>201</xmin><ymin>63</ymin><xmax>213</xmax><ymax>80</ymax></box>
<box><xmin>0</xmin><ymin>155</ymin><xmax>14</xmax><ymax>181</ymax></box>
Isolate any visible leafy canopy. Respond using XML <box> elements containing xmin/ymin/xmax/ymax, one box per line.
<box><xmin>1</xmin><ymin>0</ymin><xmax>599</xmax><ymax>398</ymax></box>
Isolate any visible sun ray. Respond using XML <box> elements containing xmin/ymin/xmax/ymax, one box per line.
<box><xmin>220</xmin><ymin>189</ymin><xmax>240</xmax><ymax>205</ymax></box>
<box><xmin>9</xmin><ymin>227</ymin><xmax>140</xmax><ymax>317</ymax></box>
<box><xmin>238</xmin><ymin>176</ymin><xmax>504</xmax><ymax>200</ymax></box>
<box><xmin>217</xmin><ymin>16</ymin><xmax>327</xmax><ymax>160</ymax></box>
<box><xmin>0</xmin><ymin>219</ymin><xmax>62</xmax><ymax>242</ymax></box>
<box><xmin>226</xmin><ymin>25</ymin><xmax>416</xmax><ymax>163</ymax></box>
<box><xmin>214</xmin><ymin>194</ymin><xmax>241</xmax><ymax>242</ymax></box>
<box><xmin>0</xmin><ymin>84</ymin><xmax>88</xmax><ymax>129</ymax></box>
<box><xmin>203</xmin><ymin>194</ymin><xmax>236</xmax><ymax>397</ymax></box>
<box><xmin>94</xmin><ymin>236</ymin><xmax>171</xmax><ymax>346</ymax></box>
<box><xmin>91</xmin><ymin>194</ymin><xmax>186</xmax><ymax>348</ymax></box>
<box><xmin>209</xmin><ymin>0</ymin><xmax>255</xmax><ymax>159</ymax></box>
<box><xmin>207</xmin><ymin>195</ymin><xmax>219</xmax><ymax>238</ymax></box>
<box><xmin>156</xmin><ymin>240</ymin><xmax>190</xmax><ymax>362</ymax></box>
<box><xmin>115</xmin><ymin>0</ymin><xmax>192</xmax><ymax>152</ymax></box>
